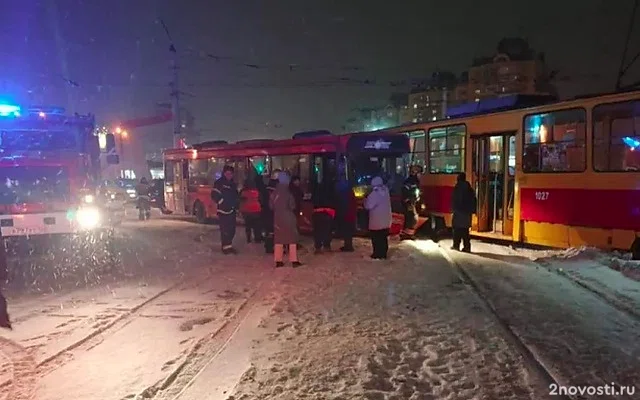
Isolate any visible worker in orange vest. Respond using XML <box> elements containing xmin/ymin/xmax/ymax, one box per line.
<box><xmin>240</xmin><ymin>176</ymin><xmax>263</xmax><ymax>243</ymax></box>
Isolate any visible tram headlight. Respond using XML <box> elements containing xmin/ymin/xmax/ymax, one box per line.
<box><xmin>76</xmin><ymin>206</ymin><xmax>102</xmax><ymax>229</ymax></box>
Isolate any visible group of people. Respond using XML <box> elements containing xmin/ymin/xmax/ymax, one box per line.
<box><xmin>210</xmin><ymin>165</ymin><xmax>399</xmax><ymax>267</ymax></box>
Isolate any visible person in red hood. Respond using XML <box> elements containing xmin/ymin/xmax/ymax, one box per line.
<box><xmin>0</xmin><ymin>230</ymin><xmax>11</xmax><ymax>330</ymax></box>
<box><xmin>240</xmin><ymin>176</ymin><xmax>263</xmax><ymax>243</ymax></box>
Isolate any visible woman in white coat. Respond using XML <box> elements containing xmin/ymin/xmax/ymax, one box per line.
<box><xmin>364</xmin><ymin>176</ymin><xmax>392</xmax><ymax>259</ymax></box>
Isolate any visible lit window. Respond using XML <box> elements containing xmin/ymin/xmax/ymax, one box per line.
<box><xmin>475</xmin><ymin>98</ymin><xmax>480</xmax><ymax>102</ymax></box>
<box><xmin>412</xmin><ymin>118</ymin><xmax>418</xmax><ymax>123</ymax></box>
<box><xmin>474</xmin><ymin>89</ymin><xmax>480</xmax><ymax>94</ymax></box>
<box><xmin>413</xmin><ymin>104</ymin><xmax>418</xmax><ymax>109</ymax></box>
<box><xmin>431</xmin><ymin>116</ymin><xmax>437</xmax><ymax>121</ymax></box>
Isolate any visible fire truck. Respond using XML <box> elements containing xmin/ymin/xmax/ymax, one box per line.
<box><xmin>0</xmin><ymin>103</ymin><xmax>119</xmax><ymax>252</ymax></box>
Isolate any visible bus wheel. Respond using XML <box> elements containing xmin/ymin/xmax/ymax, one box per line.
<box><xmin>631</xmin><ymin>237</ymin><xmax>640</xmax><ymax>260</ymax></box>
<box><xmin>194</xmin><ymin>202</ymin><xmax>207</xmax><ymax>224</ymax></box>
<box><xmin>429</xmin><ymin>216</ymin><xmax>446</xmax><ymax>242</ymax></box>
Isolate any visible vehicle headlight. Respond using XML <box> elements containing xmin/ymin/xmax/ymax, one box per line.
<box><xmin>76</xmin><ymin>207</ymin><xmax>101</xmax><ymax>229</ymax></box>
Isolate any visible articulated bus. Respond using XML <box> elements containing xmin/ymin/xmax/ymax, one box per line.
<box><xmin>387</xmin><ymin>90</ymin><xmax>640</xmax><ymax>255</ymax></box>
<box><xmin>163</xmin><ymin>130</ymin><xmax>413</xmax><ymax>234</ymax></box>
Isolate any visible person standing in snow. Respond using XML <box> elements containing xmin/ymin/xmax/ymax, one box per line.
<box><xmin>0</xmin><ymin>230</ymin><xmax>11</xmax><ymax>329</ymax></box>
<box><xmin>240</xmin><ymin>176</ymin><xmax>263</xmax><ymax>243</ymax></box>
<box><xmin>400</xmin><ymin>166</ymin><xmax>421</xmax><ymax>240</ymax></box>
<box><xmin>211</xmin><ymin>165</ymin><xmax>240</xmax><ymax>254</ymax></box>
<box><xmin>260</xmin><ymin>170</ymin><xmax>280</xmax><ymax>254</ymax></box>
<box><xmin>451</xmin><ymin>172</ymin><xmax>477</xmax><ymax>252</ymax></box>
<box><xmin>270</xmin><ymin>171</ymin><xmax>303</xmax><ymax>268</ymax></box>
<box><xmin>336</xmin><ymin>176</ymin><xmax>357</xmax><ymax>252</ymax></box>
<box><xmin>289</xmin><ymin>176</ymin><xmax>304</xmax><ymax>216</ymax></box>
<box><xmin>364</xmin><ymin>176</ymin><xmax>392</xmax><ymax>259</ymax></box>
<box><xmin>311</xmin><ymin>177</ymin><xmax>336</xmax><ymax>253</ymax></box>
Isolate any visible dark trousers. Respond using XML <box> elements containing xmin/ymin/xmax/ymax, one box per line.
<box><xmin>341</xmin><ymin>222</ymin><xmax>355</xmax><ymax>250</ymax></box>
<box><xmin>0</xmin><ymin>289</ymin><xmax>10</xmax><ymax>329</ymax></box>
<box><xmin>452</xmin><ymin>227</ymin><xmax>471</xmax><ymax>251</ymax></box>
<box><xmin>218</xmin><ymin>212</ymin><xmax>236</xmax><ymax>249</ymax></box>
<box><xmin>243</xmin><ymin>213</ymin><xmax>262</xmax><ymax>242</ymax></box>
<box><xmin>312</xmin><ymin>212</ymin><xmax>333</xmax><ymax>250</ymax></box>
<box><xmin>370</xmin><ymin>228</ymin><xmax>389</xmax><ymax>259</ymax></box>
<box><xmin>262</xmin><ymin>211</ymin><xmax>274</xmax><ymax>253</ymax></box>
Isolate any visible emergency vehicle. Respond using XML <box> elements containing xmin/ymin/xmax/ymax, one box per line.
<box><xmin>0</xmin><ymin>103</ymin><xmax>119</xmax><ymax>245</ymax></box>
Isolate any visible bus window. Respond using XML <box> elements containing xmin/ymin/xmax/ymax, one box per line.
<box><xmin>593</xmin><ymin>100</ymin><xmax>640</xmax><ymax>172</ymax></box>
<box><xmin>350</xmin><ymin>154</ymin><xmax>408</xmax><ymax>194</ymax></box>
<box><xmin>312</xmin><ymin>154</ymin><xmax>336</xmax><ymax>185</ymax></box>
<box><xmin>231</xmin><ymin>157</ymin><xmax>248</xmax><ymax>189</ymax></box>
<box><xmin>271</xmin><ymin>155</ymin><xmax>301</xmax><ymax>177</ymax></box>
<box><xmin>298</xmin><ymin>154</ymin><xmax>311</xmax><ymax>190</ymax></box>
<box><xmin>249</xmin><ymin>156</ymin><xmax>268</xmax><ymax>176</ymax></box>
<box><xmin>523</xmin><ymin>108</ymin><xmax>586</xmax><ymax>173</ymax></box>
<box><xmin>189</xmin><ymin>159</ymin><xmax>210</xmax><ymax>186</ymax></box>
<box><xmin>209</xmin><ymin>157</ymin><xmax>228</xmax><ymax>181</ymax></box>
<box><xmin>428</xmin><ymin>124</ymin><xmax>465</xmax><ymax>174</ymax></box>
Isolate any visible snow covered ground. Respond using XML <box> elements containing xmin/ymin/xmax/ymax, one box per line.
<box><xmin>437</xmin><ymin>238</ymin><xmax>640</xmax><ymax>399</ymax></box>
<box><xmin>3</xmin><ymin>216</ymin><xmax>640</xmax><ymax>400</ymax></box>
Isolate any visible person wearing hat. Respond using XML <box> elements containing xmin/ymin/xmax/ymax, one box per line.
<box><xmin>211</xmin><ymin>165</ymin><xmax>240</xmax><ymax>254</ymax></box>
<box><xmin>270</xmin><ymin>171</ymin><xmax>303</xmax><ymax>268</ymax></box>
<box><xmin>364</xmin><ymin>176</ymin><xmax>392</xmax><ymax>259</ymax></box>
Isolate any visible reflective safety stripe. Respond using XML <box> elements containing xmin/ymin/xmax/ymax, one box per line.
<box><xmin>222</xmin><ymin>245</ymin><xmax>233</xmax><ymax>250</ymax></box>
<box><xmin>213</xmin><ymin>188</ymin><xmax>222</xmax><ymax>193</ymax></box>
<box><xmin>217</xmin><ymin>209</ymin><xmax>234</xmax><ymax>215</ymax></box>
<box><xmin>218</xmin><ymin>199</ymin><xmax>224</xmax><ymax>204</ymax></box>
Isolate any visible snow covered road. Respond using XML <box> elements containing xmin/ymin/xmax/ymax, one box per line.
<box><xmin>3</xmin><ymin>218</ymin><xmax>640</xmax><ymax>399</ymax></box>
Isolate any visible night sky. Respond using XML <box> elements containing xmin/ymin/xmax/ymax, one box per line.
<box><xmin>1</xmin><ymin>0</ymin><xmax>638</xmax><ymax>151</ymax></box>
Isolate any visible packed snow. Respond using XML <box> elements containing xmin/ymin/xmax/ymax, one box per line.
<box><xmin>3</xmin><ymin>216</ymin><xmax>640</xmax><ymax>400</ymax></box>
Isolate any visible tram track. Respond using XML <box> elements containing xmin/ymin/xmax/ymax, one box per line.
<box><xmin>0</xmin><ymin>336</ymin><xmax>37</xmax><ymax>400</ymax></box>
<box><xmin>436</xmin><ymin>244</ymin><xmax>571</xmax><ymax>400</ymax></box>
<box><xmin>137</xmin><ymin>265</ymin><xmax>292</xmax><ymax>400</ymax></box>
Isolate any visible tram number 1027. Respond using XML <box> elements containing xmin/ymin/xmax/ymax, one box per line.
<box><xmin>534</xmin><ymin>191</ymin><xmax>549</xmax><ymax>201</ymax></box>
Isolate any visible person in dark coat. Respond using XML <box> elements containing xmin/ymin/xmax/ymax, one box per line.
<box><xmin>211</xmin><ymin>165</ymin><xmax>240</xmax><ymax>254</ymax></box>
<box><xmin>312</xmin><ymin>178</ymin><xmax>336</xmax><ymax>253</ymax></box>
<box><xmin>240</xmin><ymin>176</ymin><xmax>263</xmax><ymax>243</ymax></box>
<box><xmin>336</xmin><ymin>177</ymin><xmax>357</xmax><ymax>252</ymax></box>
<box><xmin>451</xmin><ymin>172</ymin><xmax>477</xmax><ymax>252</ymax></box>
<box><xmin>260</xmin><ymin>170</ymin><xmax>280</xmax><ymax>254</ymax></box>
<box><xmin>270</xmin><ymin>171</ymin><xmax>302</xmax><ymax>268</ymax></box>
<box><xmin>0</xmin><ymin>230</ymin><xmax>11</xmax><ymax>329</ymax></box>
<box><xmin>289</xmin><ymin>176</ymin><xmax>304</xmax><ymax>216</ymax></box>
<box><xmin>400</xmin><ymin>166</ymin><xmax>421</xmax><ymax>240</ymax></box>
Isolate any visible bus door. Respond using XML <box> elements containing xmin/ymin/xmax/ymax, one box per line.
<box><xmin>471</xmin><ymin>133</ymin><xmax>516</xmax><ymax>235</ymax></box>
<box><xmin>165</xmin><ymin>159</ymin><xmax>188</xmax><ymax>214</ymax></box>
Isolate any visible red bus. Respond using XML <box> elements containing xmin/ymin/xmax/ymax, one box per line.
<box><xmin>163</xmin><ymin>130</ymin><xmax>413</xmax><ymax>234</ymax></box>
<box><xmin>386</xmin><ymin>90</ymin><xmax>640</xmax><ymax>256</ymax></box>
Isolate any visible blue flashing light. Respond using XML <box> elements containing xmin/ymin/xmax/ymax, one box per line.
<box><xmin>0</xmin><ymin>103</ymin><xmax>21</xmax><ymax>117</ymax></box>
<box><xmin>623</xmin><ymin>136</ymin><xmax>640</xmax><ymax>150</ymax></box>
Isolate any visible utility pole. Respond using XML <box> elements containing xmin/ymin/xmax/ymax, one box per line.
<box><xmin>159</xmin><ymin>19</ymin><xmax>182</xmax><ymax>148</ymax></box>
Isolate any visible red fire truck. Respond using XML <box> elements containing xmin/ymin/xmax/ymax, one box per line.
<box><xmin>163</xmin><ymin>130</ymin><xmax>413</xmax><ymax>234</ymax></box>
<box><xmin>0</xmin><ymin>103</ymin><xmax>119</xmax><ymax>250</ymax></box>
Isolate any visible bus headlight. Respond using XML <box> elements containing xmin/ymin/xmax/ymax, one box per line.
<box><xmin>76</xmin><ymin>207</ymin><xmax>101</xmax><ymax>229</ymax></box>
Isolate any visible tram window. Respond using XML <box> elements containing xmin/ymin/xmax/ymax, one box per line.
<box><xmin>593</xmin><ymin>100</ymin><xmax>640</xmax><ymax>172</ymax></box>
<box><xmin>407</xmin><ymin>129</ymin><xmax>427</xmax><ymax>169</ymax></box>
<box><xmin>522</xmin><ymin>108</ymin><xmax>586</xmax><ymax>173</ymax></box>
<box><xmin>271</xmin><ymin>155</ymin><xmax>301</xmax><ymax>177</ymax></box>
<box><xmin>312</xmin><ymin>155</ymin><xmax>336</xmax><ymax>185</ymax></box>
<box><xmin>428</xmin><ymin>124</ymin><xmax>465</xmax><ymax>174</ymax></box>
<box><xmin>231</xmin><ymin>157</ymin><xmax>248</xmax><ymax>189</ymax></box>
<box><xmin>208</xmin><ymin>157</ymin><xmax>229</xmax><ymax>182</ymax></box>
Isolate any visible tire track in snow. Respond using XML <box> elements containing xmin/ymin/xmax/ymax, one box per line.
<box><xmin>136</xmin><ymin>265</ymin><xmax>293</xmax><ymax>400</ymax></box>
<box><xmin>35</xmin><ymin>280</ymin><xmax>184</xmax><ymax>375</ymax></box>
<box><xmin>0</xmin><ymin>336</ymin><xmax>37</xmax><ymax>400</ymax></box>
<box><xmin>436</xmin><ymin>244</ymin><xmax>572</xmax><ymax>400</ymax></box>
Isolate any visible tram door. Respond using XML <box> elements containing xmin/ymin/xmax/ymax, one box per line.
<box><xmin>471</xmin><ymin>133</ymin><xmax>516</xmax><ymax>235</ymax></box>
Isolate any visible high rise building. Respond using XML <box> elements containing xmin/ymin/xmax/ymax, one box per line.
<box><xmin>455</xmin><ymin>38</ymin><xmax>556</xmax><ymax>103</ymax></box>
